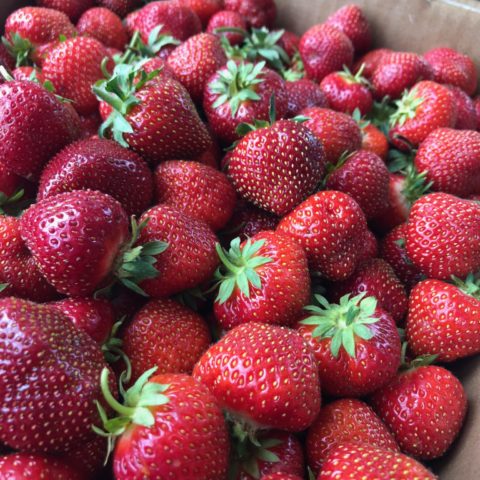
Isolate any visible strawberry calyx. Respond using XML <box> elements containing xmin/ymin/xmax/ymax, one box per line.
<box><xmin>337</xmin><ymin>63</ymin><xmax>370</xmax><ymax>86</ymax></box>
<box><xmin>282</xmin><ymin>52</ymin><xmax>304</xmax><ymax>81</ymax></box>
<box><xmin>301</xmin><ymin>293</ymin><xmax>380</xmax><ymax>358</ymax></box>
<box><xmin>215</xmin><ymin>237</ymin><xmax>273</xmax><ymax>304</ymax></box>
<box><xmin>389</xmin><ymin>87</ymin><xmax>424</xmax><ymax>128</ymax></box>
<box><xmin>452</xmin><ymin>272</ymin><xmax>480</xmax><ymax>299</ymax></box>
<box><xmin>400</xmin><ymin>342</ymin><xmax>438</xmax><ymax>371</ymax></box>
<box><xmin>2</xmin><ymin>33</ymin><xmax>33</xmax><ymax>67</ymax></box>
<box><xmin>398</xmin><ymin>164</ymin><xmax>432</xmax><ymax>207</ymax></box>
<box><xmin>352</xmin><ymin>107</ymin><xmax>370</xmax><ymax>130</ymax></box>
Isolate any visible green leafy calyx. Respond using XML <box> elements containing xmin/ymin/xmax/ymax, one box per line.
<box><xmin>2</xmin><ymin>33</ymin><xmax>33</xmax><ymax>67</ymax></box>
<box><xmin>389</xmin><ymin>87</ymin><xmax>424</xmax><ymax>127</ymax></box>
<box><xmin>452</xmin><ymin>272</ymin><xmax>480</xmax><ymax>299</ymax></box>
<box><xmin>337</xmin><ymin>63</ymin><xmax>370</xmax><ymax>87</ymax></box>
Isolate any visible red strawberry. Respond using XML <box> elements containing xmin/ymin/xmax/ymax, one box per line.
<box><xmin>0</xmin><ymin>162</ymin><xmax>31</xmax><ymax>210</ymax></box>
<box><xmin>0</xmin><ymin>297</ymin><xmax>111</xmax><ymax>453</ymax></box>
<box><xmin>204</xmin><ymin>61</ymin><xmax>288</xmax><ymax>145</ymax></box>
<box><xmin>155</xmin><ymin>160</ymin><xmax>236</xmax><ymax>231</ymax></box>
<box><xmin>277</xmin><ymin>191</ymin><xmax>370</xmax><ymax>281</ymax></box>
<box><xmin>325</xmin><ymin>150</ymin><xmax>390</xmax><ymax>220</ymax></box>
<box><xmin>306</xmin><ymin>398</ymin><xmax>398</xmax><ymax>474</ymax></box>
<box><xmin>302</xmin><ymin>108</ymin><xmax>362</xmax><ymax>164</ymax></box>
<box><xmin>228</xmin><ymin>119</ymin><xmax>326</xmax><ymax>215</ymax></box>
<box><xmin>98</xmin><ymin>0</ymin><xmax>140</xmax><ymax>17</ymax></box>
<box><xmin>299</xmin><ymin>24</ymin><xmax>354</xmax><ymax>83</ymax></box>
<box><xmin>358</xmin><ymin>229</ymin><xmax>379</xmax><ymax>265</ymax></box>
<box><xmin>12</xmin><ymin>65</ymin><xmax>46</xmax><ymax>83</ymax></box>
<box><xmin>167</xmin><ymin>33</ymin><xmax>227</xmax><ymax>103</ymax></box>
<box><xmin>136</xmin><ymin>204</ymin><xmax>218</xmax><ymax>297</ymax></box>
<box><xmin>176</xmin><ymin>0</ymin><xmax>223</xmax><ymax>27</ymax></box>
<box><xmin>285</xmin><ymin>79</ymin><xmax>328</xmax><ymax>118</ymax></box>
<box><xmin>0</xmin><ymin>80</ymin><xmax>81</xmax><ymax>180</ymax></box>
<box><xmin>297</xmin><ymin>293</ymin><xmax>401</xmax><ymax>397</ymax></box>
<box><xmin>37</xmin><ymin>0</ymin><xmax>94</xmax><ymax>22</ymax></box>
<box><xmin>207</xmin><ymin>10</ymin><xmax>248</xmax><ymax>46</ymax></box>
<box><xmin>360</xmin><ymin>123</ymin><xmax>389</xmax><ymax>160</ymax></box>
<box><xmin>406</xmin><ymin>193</ymin><xmax>480</xmax><ymax>280</ymax></box>
<box><xmin>0</xmin><ymin>43</ymin><xmax>14</xmax><ymax>72</ymax></box>
<box><xmin>261</xmin><ymin>474</ymin><xmax>303</xmax><ymax>480</ymax></box>
<box><xmin>38</xmin><ymin>137</ymin><xmax>153</xmax><ymax>216</ymax></box>
<box><xmin>448</xmin><ymin>85</ymin><xmax>478</xmax><ymax>130</ymax></box>
<box><xmin>214</xmin><ymin>231</ymin><xmax>310</xmax><ymax>330</ymax></box>
<box><xmin>62</xmin><ymin>435</ymin><xmax>107</xmax><ymax>478</ymax></box>
<box><xmin>329</xmin><ymin>258</ymin><xmax>408</xmax><ymax>324</ymax></box>
<box><xmin>353</xmin><ymin>48</ymin><xmax>392</xmax><ymax>80</ymax></box>
<box><xmin>475</xmin><ymin>96</ymin><xmax>480</xmax><ymax>130</ymax></box>
<box><xmin>319</xmin><ymin>443</ymin><xmax>437</xmax><ymax>480</ymax></box>
<box><xmin>194</xmin><ymin>322</ymin><xmax>321</xmax><ymax>431</ymax></box>
<box><xmin>278</xmin><ymin>31</ymin><xmax>300</xmax><ymax>58</ymax></box>
<box><xmin>424</xmin><ymin>47</ymin><xmax>477</xmax><ymax>96</ymax></box>
<box><xmin>224</xmin><ymin>0</ymin><xmax>277</xmax><ymax>28</ymax></box>
<box><xmin>389</xmin><ymin>80</ymin><xmax>457</xmax><ymax>150</ymax></box>
<box><xmin>371</xmin><ymin>363</ymin><xmax>467</xmax><ymax>459</ymax></box>
<box><xmin>325</xmin><ymin>4</ymin><xmax>372</xmax><ymax>53</ymax></box>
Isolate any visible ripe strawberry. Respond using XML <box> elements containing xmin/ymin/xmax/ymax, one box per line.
<box><xmin>0</xmin><ymin>80</ymin><xmax>81</xmax><ymax>180</ymax></box>
<box><xmin>302</xmin><ymin>108</ymin><xmax>362</xmax><ymax>164</ymax></box>
<box><xmin>155</xmin><ymin>160</ymin><xmax>236</xmax><ymax>231</ymax></box>
<box><xmin>37</xmin><ymin>0</ymin><xmax>94</xmax><ymax>22</ymax></box>
<box><xmin>325</xmin><ymin>150</ymin><xmax>390</xmax><ymax>220</ymax></box>
<box><xmin>277</xmin><ymin>191</ymin><xmax>370</xmax><ymax>281</ymax></box>
<box><xmin>353</xmin><ymin>48</ymin><xmax>392</xmax><ymax>80</ymax></box>
<box><xmin>0</xmin><ymin>162</ymin><xmax>31</xmax><ymax>211</ymax></box>
<box><xmin>98</xmin><ymin>0</ymin><xmax>140</xmax><ymax>17</ymax></box>
<box><xmin>358</xmin><ymin>229</ymin><xmax>379</xmax><ymax>264</ymax></box>
<box><xmin>204</xmin><ymin>61</ymin><xmax>287</xmax><ymax>145</ymax></box>
<box><xmin>0</xmin><ymin>298</ymin><xmax>111</xmax><ymax>453</ymax></box>
<box><xmin>12</xmin><ymin>65</ymin><xmax>46</xmax><ymax>83</ymax></box>
<box><xmin>475</xmin><ymin>96</ymin><xmax>480</xmax><ymax>130</ymax></box>
<box><xmin>371</xmin><ymin>363</ymin><xmax>467</xmax><ymax>459</ymax></box>
<box><xmin>228</xmin><ymin>119</ymin><xmax>326</xmax><ymax>215</ymax></box>
<box><xmin>224</xmin><ymin>0</ymin><xmax>277</xmax><ymax>28</ymax></box>
<box><xmin>319</xmin><ymin>443</ymin><xmax>437</xmax><ymax>480</ymax></box>
<box><xmin>329</xmin><ymin>258</ymin><xmax>408</xmax><ymax>324</ymax></box>
<box><xmin>214</xmin><ymin>231</ymin><xmax>310</xmax><ymax>330</ymax></box>
<box><xmin>285</xmin><ymin>79</ymin><xmax>329</xmax><ymax>118</ymax></box>
<box><xmin>448</xmin><ymin>85</ymin><xmax>478</xmax><ymax>130</ymax></box>
<box><xmin>361</xmin><ymin>123</ymin><xmax>388</xmax><ymax>160</ymax></box>
<box><xmin>407</xmin><ymin>193</ymin><xmax>480</xmax><ymax>279</ymax></box>
<box><xmin>167</xmin><ymin>33</ymin><xmax>227</xmax><ymax>103</ymax></box>
<box><xmin>306</xmin><ymin>399</ymin><xmax>398</xmax><ymax>475</ymax></box>
<box><xmin>38</xmin><ymin>137</ymin><xmax>153</xmax><ymax>216</ymax></box>
<box><xmin>62</xmin><ymin>435</ymin><xmax>107</xmax><ymax>478</ymax></box>
<box><xmin>297</xmin><ymin>293</ymin><xmax>401</xmax><ymax>397</ymax></box>
<box><xmin>389</xmin><ymin>80</ymin><xmax>457</xmax><ymax>150</ymax></box>
<box><xmin>278</xmin><ymin>31</ymin><xmax>300</xmax><ymax>58</ymax></box>
<box><xmin>136</xmin><ymin>204</ymin><xmax>218</xmax><ymax>297</ymax></box>
<box><xmin>299</xmin><ymin>24</ymin><xmax>354</xmax><ymax>83</ymax></box>
<box><xmin>0</xmin><ymin>43</ymin><xmax>14</xmax><ymax>73</ymax></box>
<box><xmin>207</xmin><ymin>10</ymin><xmax>247</xmax><ymax>46</ymax></box>
<box><xmin>261</xmin><ymin>475</ymin><xmax>303</xmax><ymax>480</ymax></box>
<box><xmin>176</xmin><ymin>0</ymin><xmax>223</xmax><ymax>27</ymax></box>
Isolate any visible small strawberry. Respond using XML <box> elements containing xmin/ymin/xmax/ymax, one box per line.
<box><xmin>306</xmin><ymin>398</ymin><xmax>399</xmax><ymax>475</ymax></box>
<box><xmin>448</xmin><ymin>85</ymin><xmax>478</xmax><ymax>130</ymax></box>
<box><xmin>78</xmin><ymin>112</ymin><xmax>102</xmax><ymax>138</ymax></box>
<box><xmin>406</xmin><ymin>193</ymin><xmax>480</xmax><ymax>280</ymax></box>
<box><xmin>0</xmin><ymin>162</ymin><xmax>32</xmax><ymax>213</ymax></box>
<box><xmin>297</xmin><ymin>293</ymin><xmax>401</xmax><ymax>397</ymax></box>
<box><xmin>285</xmin><ymin>79</ymin><xmax>328</xmax><ymax>118</ymax></box>
<box><xmin>224</xmin><ymin>0</ymin><xmax>277</xmax><ymax>28</ymax></box>
<box><xmin>207</xmin><ymin>10</ymin><xmax>247</xmax><ymax>46</ymax></box>
<box><xmin>278</xmin><ymin>31</ymin><xmax>300</xmax><ymax>58</ymax></box>
<box><xmin>0</xmin><ymin>43</ymin><xmax>14</xmax><ymax>73</ymax></box>
<box><xmin>37</xmin><ymin>0</ymin><xmax>94</xmax><ymax>22</ymax></box>
<box><xmin>12</xmin><ymin>65</ymin><xmax>46</xmax><ymax>83</ymax></box>
<box><xmin>277</xmin><ymin>191</ymin><xmax>370</xmax><ymax>281</ymax></box>
<box><xmin>299</xmin><ymin>24</ymin><xmax>354</xmax><ymax>83</ymax></box>
<box><xmin>360</xmin><ymin>123</ymin><xmax>389</xmax><ymax>160</ymax></box>
<box><xmin>194</xmin><ymin>322</ymin><xmax>321</xmax><ymax>431</ymax></box>
<box><xmin>424</xmin><ymin>47</ymin><xmax>477</xmax><ymax>96</ymax></box>
<box><xmin>214</xmin><ymin>231</ymin><xmax>310</xmax><ymax>330</ymax></box>
<box><xmin>353</xmin><ymin>48</ymin><xmax>392</xmax><ymax>80</ymax></box>
<box><xmin>98</xmin><ymin>0</ymin><xmax>140</xmax><ymax>17</ymax></box>
<box><xmin>371</xmin><ymin>361</ymin><xmax>467</xmax><ymax>459</ymax></box>
<box><xmin>176</xmin><ymin>0</ymin><xmax>223</xmax><ymax>27</ymax></box>
<box><xmin>475</xmin><ymin>96</ymin><xmax>480</xmax><ymax>130</ymax></box>
<box><xmin>358</xmin><ymin>229</ymin><xmax>379</xmax><ymax>265</ymax></box>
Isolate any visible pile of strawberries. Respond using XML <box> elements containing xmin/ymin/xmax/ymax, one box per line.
<box><xmin>0</xmin><ymin>0</ymin><xmax>479</xmax><ymax>478</ymax></box>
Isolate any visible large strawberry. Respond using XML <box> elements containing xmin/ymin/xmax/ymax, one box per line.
<box><xmin>207</xmin><ymin>10</ymin><xmax>247</xmax><ymax>46</ymax></box>
<box><xmin>0</xmin><ymin>80</ymin><xmax>81</xmax><ymax>180</ymax></box>
<box><xmin>37</xmin><ymin>0</ymin><xmax>94</xmax><ymax>22</ymax></box>
<box><xmin>406</xmin><ymin>193</ymin><xmax>480</xmax><ymax>280</ymax></box>
<box><xmin>224</xmin><ymin>0</ymin><xmax>277</xmax><ymax>28</ymax></box>
<box><xmin>38</xmin><ymin>137</ymin><xmax>153</xmax><ymax>216</ymax></box>
<box><xmin>193</xmin><ymin>322</ymin><xmax>321</xmax><ymax>432</ymax></box>
<box><xmin>297</xmin><ymin>293</ymin><xmax>401</xmax><ymax>397</ymax></box>
<box><xmin>285</xmin><ymin>79</ymin><xmax>328</xmax><ymax>118</ymax></box>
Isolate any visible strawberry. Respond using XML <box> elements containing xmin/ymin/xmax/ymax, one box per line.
<box><xmin>306</xmin><ymin>398</ymin><xmax>399</xmax><ymax>475</ymax></box>
<box><xmin>353</xmin><ymin>48</ymin><xmax>392</xmax><ymax>80</ymax></box>
<box><xmin>475</xmin><ymin>96</ymin><xmax>480</xmax><ymax>130</ymax></box>
<box><xmin>261</xmin><ymin>475</ymin><xmax>303</xmax><ymax>480</ymax></box>
<box><xmin>207</xmin><ymin>10</ymin><xmax>248</xmax><ymax>46</ymax></box>
<box><xmin>214</xmin><ymin>231</ymin><xmax>310</xmax><ymax>330</ymax></box>
<box><xmin>299</xmin><ymin>24</ymin><xmax>354</xmax><ymax>83</ymax></box>
<box><xmin>204</xmin><ymin>61</ymin><xmax>288</xmax><ymax>145</ymax></box>
<box><xmin>319</xmin><ymin>443</ymin><xmax>437</xmax><ymax>480</ymax></box>
<box><xmin>414</xmin><ymin>128</ymin><xmax>480</xmax><ymax>197</ymax></box>
<box><xmin>224</xmin><ymin>0</ymin><xmax>277</xmax><ymax>28</ymax></box>
<box><xmin>0</xmin><ymin>162</ymin><xmax>32</xmax><ymax>212</ymax></box>
<box><xmin>0</xmin><ymin>80</ymin><xmax>81</xmax><ymax>180</ymax></box>
<box><xmin>195</xmin><ymin>135</ymin><xmax>223</xmax><ymax>168</ymax></box>
<box><xmin>325</xmin><ymin>150</ymin><xmax>390</xmax><ymax>220</ymax></box>
<box><xmin>0</xmin><ymin>297</ymin><xmax>112</xmax><ymax>453</ymax></box>
<box><xmin>167</xmin><ymin>33</ymin><xmax>227</xmax><ymax>103</ymax></box>
<box><xmin>329</xmin><ymin>258</ymin><xmax>408</xmax><ymax>324</ymax></box>
<box><xmin>371</xmin><ymin>52</ymin><xmax>433</xmax><ymax>100</ymax></box>
<box><xmin>37</xmin><ymin>0</ymin><xmax>94</xmax><ymax>22</ymax></box>
<box><xmin>360</xmin><ymin>122</ymin><xmax>388</xmax><ymax>160</ymax></box>
<box><xmin>278</xmin><ymin>31</ymin><xmax>300</xmax><ymax>58</ymax></box>
<box><xmin>358</xmin><ymin>229</ymin><xmax>379</xmax><ymax>265</ymax></box>
<box><xmin>0</xmin><ymin>43</ymin><xmax>14</xmax><ymax>73</ymax></box>
<box><xmin>297</xmin><ymin>293</ymin><xmax>401</xmax><ymax>397</ymax></box>
<box><xmin>277</xmin><ymin>191</ymin><xmax>370</xmax><ymax>281</ymax></box>
<box><xmin>371</xmin><ymin>363</ymin><xmax>467</xmax><ymax>459</ymax></box>
<box><xmin>448</xmin><ymin>85</ymin><xmax>478</xmax><ymax>130</ymax></box>
<box><xmin>228</xmin><ymin>119</ymin><xmax>326</xmax><ymax>215</ymax></box>
<box><xmin>406</xmin><ymin>193</ymin><xmax>480</xmax><ymax>279</ymax></box>
<box><xmin>302</xmin><ymin>108</ymin><xmax>362</xmax><ymax>164</ymax></box>
<box><xmin>424</xmin><ymin>47</ymin><xmax>477</xmax><ymax>96</ymax></box>
<box><xmin>389</xmin><ymin>80</ymin><xmax>457</xmax><ymax>150</ymax></box>
<box><xmin>136</xmin><ymin>204</ymin><xmax>219</xmax><ymax>297</ymax></box>
<box><xmin>12</xmin><ymin>65</ymin><xmax>46</xmax><ymax>83</ymax></box>
<box><xmin>62</xmin><ymin>435</ymin><xmax>108</xmax><ymax>478</ymax></box>
<box><xmin>98</xmin><ymin>0</ymin><xmax>140</xmax><ymax>17</ymax></box>
<box><xmin>38</xmin><ymin>137</ymin><xmax>153</xmax><ymax>216</ymax></box>
<box><xmin>176</xmin><ymin>0</ymin><xmax>223</xmax><ymax>27</ymax></box>
<box><xmin>155</xmin><ymin>160</ymin><xmax>236</xmax><ymax>231</ymax></box>
<box><xmin>97</xmin><ymin>370</ymin><xmax>230</xmax><ymax>480</ymax></box>
<box><xmin>320</xmin><ymin>66</ymin><xmax>373</xmax><ymax>115</ymax></box>
<box><xmin>285</xmin><ymin>79</ymin><xmax>328</xmax><ymax>118</ymax></box>
<box><xmin>325</xmin><ymin>4</ymin><xmax>372</xmax><ymax>53</ymax></box>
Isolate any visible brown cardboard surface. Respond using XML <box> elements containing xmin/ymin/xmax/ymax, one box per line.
<box><xmin>0</xmin><ymin>0</ymin><xmax>479</xmax><ymax>478</ymax></box>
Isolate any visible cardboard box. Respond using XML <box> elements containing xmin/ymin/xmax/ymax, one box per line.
<box><xmin>0</xmin><ymin>0</ymin><xmax>479</xmax><ymax>478</ymax></box>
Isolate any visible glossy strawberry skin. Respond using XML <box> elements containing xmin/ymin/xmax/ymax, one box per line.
<box><xmin>0</xmin><ymin>80</ymin><xmax>81</xmax><ymax>180</ymax></box>
<box><xmin>177</xmin><ymin>0</ymin><xmax>223</xmax><ymax>27</ymax></box>
<box><xmin>207</xmin><ymin>10</ymin><xmax>247</xmax><ymax>46</ymax></box>
<box><xmin>299</xmin><ymin>24</ymin><xmax>354</xmax><ymax>83</ymax></box>
<box><xmin>353</xmin><ymin>48</ymin><xmax>392</xmax><ymax>80</ymax></box>
<box><xmin>121</xmin><ymin>299</ymin><xmax>211</xmax><ymax>382</ymax></box>
<box><xmin>224</xmin><ymin>0</ymin><xmax>276</xmax><ymax>28</ymax></box>
<box><xmin>38</xmin><ymin>137</ymin><xmax>153</xmax><ymax>216</ymax></box>
<box><xmin>20</xmin><ymin>190</ymin><xmax>130</xmax><ymax>297</ymax></box>
<box><xmin>361</xmin><ymin>123</ymin><xmax>388</xmax><ymax>160</ymax></box>
<box><xmin>285</xmin><ymin>79</ymin><xmax>329</xmax><ymax>118</ymax></box>
<box><xmin>193</xmin><ymin>322</ymin><xmax>321</xmax><ymax>432</ymax></box>
<box><xmin>448</xmin><ymin>85</ymin><xmax>478</xmax><ymax>130</ymax></box>
<box><xmin>113</xmin><ymin>374</ymin><xmax>229</xmax><ymax>480</ymax></box>
<box><xmin>370</xmin><ymin>365</ymin><xmax>467</xmax><ymax>459</ymax></box>
<box><xmin>228</xmin><ymin>120</ymin><xmax>326</xmax><ymax>216</ymax></box>
<box><xmin>306</xmin><ymin>399</ymin><xmax>398</xmax><ymax>475</ymax></box>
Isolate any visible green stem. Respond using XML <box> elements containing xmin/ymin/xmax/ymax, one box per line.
<box><xmin>100</xmin><ymin>368</ymin><xmax>135</xmax><ymax>417</ymax></box>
